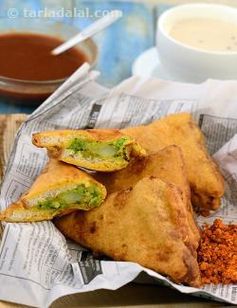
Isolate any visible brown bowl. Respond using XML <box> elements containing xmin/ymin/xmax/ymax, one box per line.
<box><xmin>0</xmin><ymin>18</ymin><xmax>98</xmax><ymax>106</ymax></box>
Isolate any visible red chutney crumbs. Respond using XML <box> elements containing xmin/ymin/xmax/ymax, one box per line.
<box><xmin>197</xmin><ymin>219</ymin><xmax>237</xmax><ymax>285</ymax></box>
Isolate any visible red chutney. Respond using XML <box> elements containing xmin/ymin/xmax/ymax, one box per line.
<box><xmin>0</xmin><ymin>33</ymin><xmax>88</xmax><ymax>81</ymax></box>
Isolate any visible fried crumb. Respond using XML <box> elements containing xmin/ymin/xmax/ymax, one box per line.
<box><xmin>198</xmin><ymin>219</ymin><xmax>237</xmax><ymax>284</ymax></box>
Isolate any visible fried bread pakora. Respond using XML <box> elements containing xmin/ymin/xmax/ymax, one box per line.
<box><xmin>55</xmin><ymin>177</ymin><xmax>201</xmax><ymax>287</ymax></box>
<box><xmin>94</xmin><ymin>145</ymin><xmax>200</xmax><ymax>253</ymax></box>
<box><xmin>32</xmin><ymin>129</ymin><xmax>146</xmax><ymax>172</ymax></box>
<box><xmin>0</xmin><ymin>160</ymin><xmax>106</xmax><ymax>222</ymax></box>
<box><xmin>122</xmin><ymin>113</ymin><xmax>224</xmax><ymax>213</ymax></box>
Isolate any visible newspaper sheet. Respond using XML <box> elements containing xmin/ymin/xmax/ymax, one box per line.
<box><xmin>0</xmin><ymin>64</ymin><xmax>236</xmax><ymax>307</ymax></box>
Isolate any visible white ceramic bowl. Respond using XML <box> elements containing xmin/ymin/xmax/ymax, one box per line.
<box><xmin>156</xmin><ymin>3</ymin><xmax>237</xmax><ymax>82</ymax></box>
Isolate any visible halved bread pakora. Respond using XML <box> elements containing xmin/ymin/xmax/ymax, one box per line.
<box><xmin>32</xmin><ymin>129</ymin><xmax>146</xmax><ymax>172</ymax></box>
<box><xmin>123</xmin><ymin>113</ymin><xmax>225</xmax><ymax>213</ymax></box>
<box><xmin>0</xmin><ymin>160</ymin><xmax>107</xmax><ymax>222</ymax></box>
<box><xmin>94</xmin><ymin>145</ymin><xmax>200</xmax><ymax>254</ymax></box>
<box><xmin>55</xmin><ymin>177</ymin><xmax>201</xmax><ymax>287</ymax></box>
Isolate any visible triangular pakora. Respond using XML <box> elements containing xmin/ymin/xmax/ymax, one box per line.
<box><xmin>94</xmin><ymin>145</ymin><xmax>200</xmax><ymax>254</ymax></box>
<box><xmin>0</xmin><ymin>160</ymin><xmax>106</xmax><ymax>222</ymax></box>
<box><xmin>123</xmin><ymin>113</ymin><xmax>224</xmax><ymax>213</ymax></box>
<box><xmin>55</xmin><ymin>177</ymin><xmax>201</xmax><ymax>287</ymax></box>
<box><xmin>32</xmin><ymin>129</ymin><xmax>146</xmax><ymax>172</ymax></box>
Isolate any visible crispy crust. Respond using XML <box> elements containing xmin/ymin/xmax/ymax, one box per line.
<box><xmin>0</xmin><ymin>202</ymin><xmax>76</xmax><ymax>222</ymax></box>
<box><xmin>22</xmin><ymin>159</ymin><xmax>106</xmax><ymax>204</ymax></box>
<box><xmin>122</xmin><ymin>113</ymin><xmax>225</xmax><ymax>212</ymax></box>
<box><xmin>33</xmin><ymin>129</ymin><xmax>126</xmax><ymax>145</ymax></box>
<box><xmin>32</xmin><ymin>129</ymin><xmax>146</xmax><ymax>172</ymax></box>
<box><xmin>0</xmin><ymin>159</ymin><xmax>107</xmax><ymax>222</ymax></box>
<box><xmin>94</xmin><ymin>145</ymin><xmax>200</xmax><ymax>253</ymax></box>
<box><xmin>55</xmin><ymin>177</ymin><xmax>201</xmax><ymax>287</ymax></box>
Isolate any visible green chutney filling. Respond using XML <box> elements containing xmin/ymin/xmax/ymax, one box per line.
<box><xmin>37</xmin><ymin>184</ymin><xmax>101</xmax><ymax>210</ymax></box>
<box><xmin>67</xmin><ymin>137</ymin><xmax>130</xmax><ymax>161</ymax></box>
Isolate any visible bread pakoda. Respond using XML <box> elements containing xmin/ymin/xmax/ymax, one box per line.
<box><xmin>55</xmin><ymin>177</ymin><xmax>201</xmax><ymax>287</ymax></box>
<box><xmin>123</xmin><ymin>113</ymin><xmax>224</xmax><ymax>213</ymax></box>
<box><xmin>32</xmin><ymin>129</ymin><xmax>146</xmax><ymax>172</ymax></box>
<box><xmin>94</xmin><ymin>145</ymin><xmax>200</xmax><ymax>253</ymax></box>
<box><xmin>0</xmin><ymin>160</ymin><xmax>106</xmax><ymax>222</ymax></box>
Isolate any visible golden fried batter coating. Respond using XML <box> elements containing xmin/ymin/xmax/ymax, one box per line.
<box><xmin>123</xmin><ymin>113</ymin><xmax>224</xmax><ymax>213</ymax></box>
<box><xmin>55</xmin><ymin>177</ymin><xmax>201</xmax><ymax>287</ymax></box>
<box><xmin>94</xmin><ymin>145</ymin><xmax>200</xmax><ymax>253</ymax></box>
<box><xmin>32</xmin><ymin>129</ymin><xmax>146</xmax><ymax>172</ymax></box>
<box><xmin>0</xmin><ymin>160</ymin><xmax>106</xmax><ymax>222</ymax></box>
